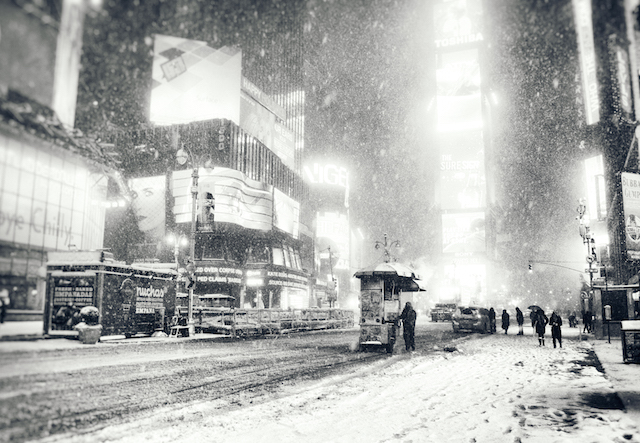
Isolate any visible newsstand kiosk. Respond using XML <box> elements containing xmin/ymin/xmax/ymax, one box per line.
<box><xmin>44</xmin><ymin>250</ymin><xmax>176</xmax><ymax>338</ymax></box>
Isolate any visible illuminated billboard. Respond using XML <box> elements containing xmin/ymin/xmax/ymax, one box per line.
<box><xmin>441</xmin><ymin>212</ymin><xmax>485</xmax><ymax>254</ymax></box>
<box><xmin>433</xmin><ymin>0</ymin><xmax>484</xmax><ymax>49</ymax></box>
<box><xmin>621</xmin><ymin>172</ymin><xmax>640</xmax><ymax>260</ymax></box>
<box><xmin>437</xmin><ymin>131</ymin><xmax>485</xmax><ymax>210</ymax></box>
<box><xmin>572</xmin><ymin>0</ymin><xmax>600</xmax><ymax>125</ymax></box>
<box><xmin>436</xmin><ymin>49</ymin><xmax>482</xmax><ymax>132</ymax></box>
<box><xmin>128</xmin><ymin>176</ymin><xmax>166</xmax><ymax>247</ymax></box>
<box><xmin>150</xmin><ymin>35</ymin><xmax>242</xmax><ymax>126</ymax></box>
<box><xmin>584</xmin><ymin>155</ymin><xmax>606</xmax><ymax>221</ymax></box>
<box><xmin>316</xmin><ymin>211</ymin><xmax>350</xmax><ymax>270</ymax></box>
<box><xmin>304</xmin><ymin>162</ymin><xmax>350</xmax><ymax>209</ymax></box>
<box><xmin>0</xmin><ymin>133</ymin><xmax>107</xmax><ymax>250</ymax></box>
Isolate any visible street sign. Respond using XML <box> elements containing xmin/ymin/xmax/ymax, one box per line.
<box><xmin>585</xmin><ymin>268</ymin><xmax>598</xmax><ymax>273</ymax></box>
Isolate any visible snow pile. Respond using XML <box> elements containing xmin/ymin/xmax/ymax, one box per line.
<box><xmin>48</xmin><ymin>334</ymin><xmax>639</xmax><ymax>443</ymax></box>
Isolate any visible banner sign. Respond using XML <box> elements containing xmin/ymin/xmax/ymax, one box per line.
<box><xmin>621</xmin><ymin>172</ymin><xmax>640</xmax><ymax>260</ymax></box>
<box><xmin>573</xmin><ymin>0</ymin><xmax>600</xmax><ymax>125</ymax></box>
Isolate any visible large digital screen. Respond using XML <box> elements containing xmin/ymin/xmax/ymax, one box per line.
<box><xmin>128</xmin><ymin>175</ymin><xmax>167</xmax><ymax>247</ymax></box>
<box><xmin>441</xmin><ymin>212</ymin><xmax>485</xmax><ymax>254</ymax></box>
<box><xmin>0</xmin><ymin>133</ymin><xmax>107</xmax><ymax>250</ymax></box>
<box><xmin>437</xmin><ymin>131</ymin><xmax>485</xmax><ymax>210</ymax></box>
<box><xmin>436</xmin><ymin>49</ymin><xmax>482</xmax><ymax>132</ymax></box>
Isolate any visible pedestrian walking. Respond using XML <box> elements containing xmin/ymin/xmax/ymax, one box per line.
<box><xmin>550</xmin><ymin>311</ymin><xmax>563</xmax><ymax>348</ymax></box>
<box><xmin>399</xmin><ymin>301</ymin><xmax>417</xmax><ymax>352</ymax></box>
<box><xmin>533</xmin><ymin>309</ymin><xmax>549</xmax><ymax>346</ymax></box>
<box><xmin>515</xmin><ymin>307</ymin><xmax>524</xmax><ymax>335</ymax></box>
<box><xmin>501</xmin><ymin>309</ymin><xmax>510</xmax><ymax>335</ymax></box>
<box><xmin>488</xmin><ymin>307</ymin><xmax>496</xmax><ymax>333</ymax></box>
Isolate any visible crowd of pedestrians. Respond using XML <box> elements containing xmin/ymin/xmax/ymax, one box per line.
<box><xmin>485</xmin><ymin>305</ymin><xmax>594</xmax><ymax>348</ymax></box>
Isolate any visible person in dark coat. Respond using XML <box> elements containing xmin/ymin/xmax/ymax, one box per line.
<box><xmin>550</xmin><ymin>311</ymin><xmax>563</xmax><ymax>348</ymax></box>
<box><xmin>582</xmin><ymin>310</ymin><xmax>593</xmax><ymax>333</ymax></box>
<box><xmin>501</xmin><ymin>309</ymin><xmax>510</xmax><ymax>335</ymax></box>
<box><xmin>488</xmin><ymin>307</ymin><xmax>497</xmax><ymax>333</ymax></box>
<box><xmin>534</xmin><ymin>310</ymin><xmax>549</xmax><ymax>346</ymax></box>
<box><xmin>399</xmin><ymin>302</ymin><xmax>417</xmax><ymax>351</ymax></box>
<box><xmin>515</xmin><ymin>307</ymin><xmax>524</xmax><ymax>335</ymax></box>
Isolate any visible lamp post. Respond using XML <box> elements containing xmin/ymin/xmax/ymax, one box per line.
<box><xmin>176</xmin><ymin>146</ymin><xmax>210</xmax><ymax>336</ymax></box>
<box><xmin>375</xmin><ymin>233</ymin><xmax>400</xmax><ymax>263</ymax></box>
<box><xmin>577</xmin><ymin>199</ymin><xmax>596</xmax><ymax>316</ymax></box>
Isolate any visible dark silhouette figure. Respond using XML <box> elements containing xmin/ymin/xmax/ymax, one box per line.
<box><xmin>399</xmin><ymin>302</ymin><xmax>417</xmax><ymax>352</ymax></box>
<box><xmin>501</xmin><ymin>309</ymin><xmax>510</xmax><ymax>335</ymax></box>
<box><xmin>550</xmin><ymin>311</ymin><xmax>563</xmax><ymax>348</ymax></box>
<box><xmin>533</xmin><ymin>310</ymin><xmax>549</xmax><ymax>346</ymax></box>
<box><xmin>488</xmin><ymin>307</ymin><xmax>496</xmax><ymax>333</ymax></box>
<box><xmin>582</xmin><ymin>310</ymin><xmax>593</xmax><ymax>333</ymax></box>
<box><xmin>515</xmin><ymin>307</ymin><xmax>524</xmax><ymax>335</ymax></box>
<box><xmin>568</xmin><ymin>311</ymin><xmax>577</xmax><ymax>328</ymax></box>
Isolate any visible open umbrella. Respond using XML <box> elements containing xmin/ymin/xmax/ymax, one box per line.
<box><xmin>528</xmin><ymin>305</ymin><xmax>543</xmax><ymax>312</ymax></box>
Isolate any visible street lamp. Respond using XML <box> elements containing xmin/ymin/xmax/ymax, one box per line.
<box><xmin>577</xmin><ymin>199</ymin><xmax>596</xmax><ymax>314</ymax></box>
<box><xmin>176</xmin><ymin>146</ymin><xmax>213</xmax><ymax>336</ymax></box>
<box><xmin>374</xmin><ymin>233</ymin><xmax>401</xmax><ymax>263</ymax></box>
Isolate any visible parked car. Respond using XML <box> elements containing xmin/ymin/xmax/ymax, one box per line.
<box><xmin>451</xmin><ymin>306</ymin><xmax>491</xmax><ymax>333</ymax></box>
<box><xmin>430</xmin><ymin>303</ymin><xmax>457</xmax><ymax>322</ymax></box>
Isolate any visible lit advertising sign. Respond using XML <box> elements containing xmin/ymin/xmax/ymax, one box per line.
<box><xmin>194</xmin><ymin>265</ymin><xmax>244</xmax><ymax>284</ymax></box>
<box><xmin>316</xmin><ymin>211</ymin><xmax>350</xmax><ymax>270</ymax></box>
<box><xmin>611</xmin><ymin>43</ymin><xmax>633</xmax><ymax>117</ymax></box>
<box><xmin>173</xmin><ymin>168</ymin><xmax>273</xmax><ymax>231</ymax></box>
<box><xmin>52</xmin><ymin>0</ymin><xmax>86</xmax><ymax>128</ymax></box>
<box><xmin>620</xmin><ymin>172</ymin><xmax>640</xmax><ymax>260</ymax></box>
<box><xmin>273</xmin><ymin>188</ymin><xmax>300</xmax><ymax>239</ymax></box>
<box><xmin>128</xmin><ymin>175</ymin><xmax>166</xmax><ymax>247</ymax></box>
<box><xmin>584</xmin><ymin>155</ymin><xmax>606</xmax><ymax>221</ymax></box>
<box><xmin>438</xmin><ymin>131</ymin><xmax>485</xmax><ymax>210</ymax></box>
<box><xmin>433</xmin><ymin>0</ymin><xmax>484</xmax><ymax>49</ymax></box>
<box><xmin>0</xmin><ymin>134</ymin><xmax>107</xmax><ymax>250</ymax></box>
<box><xmin>441</xmin><ymin>212</ymin><xmax>485</xmax><ymax>254</ymax></box>
<box><xmin>304</xmin><ymin>163</ymin><xmax>349</xmax><ymax>189</ymax></box>
<box><xmin>150</xmin><ymin>35</ymin><xmax>241</xmax><ymax>125</ymax></box>
<box><xmin>573</xmin><ymin>0</ymin><xmax>600</xmax><ymax>125</ymax></box>
<box><xmin>436</xmin><ymin>49</ymin><xmax>482</xmax><ymax>132</ymax></box>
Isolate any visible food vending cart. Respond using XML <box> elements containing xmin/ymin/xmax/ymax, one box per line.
<box><xmin>620</xmin><ymin>320</ymin><xmax>640</xmax><ymax>363</ymax></box>
<box><xmin>354</xmin><ymin>262</ymin><xmax>426</xmax><ymax>353</ymax></box>
<box><xmin>44</xmin><ymin>250</ymin><xmax>176</xmax><ymax>338</ymax></box>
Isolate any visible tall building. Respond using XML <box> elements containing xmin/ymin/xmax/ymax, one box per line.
<box><xmin>85</xmin><ymin>1</ymin><xmax>320</xmax><ymax>310</ymax></box>
<box><xmin>0</xmin><ymin>0</ymin><xmax>115</xmax><ymax>312</ymax></box>
<box><xmin>430</xmin><ymin>0</ymin><xmax>492</xmax><ymax>307</ymax></box>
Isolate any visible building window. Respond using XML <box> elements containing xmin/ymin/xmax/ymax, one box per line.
<box><xmin>201</xmin><ymin>237</ymin><xmax>225</xmax><ymax>260</ymax></box>
<box><xmin>272</xmin><ymin>245</ymin><xmax>284</xmax><ymax>266</ymax></box>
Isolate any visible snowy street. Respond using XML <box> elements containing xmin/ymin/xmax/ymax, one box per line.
<box><xmin>3</xmin><ymin>321</ymin><xmax>635</xmax><ymax>443</ymax></box>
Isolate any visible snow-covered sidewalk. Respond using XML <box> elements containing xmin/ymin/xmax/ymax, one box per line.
<box><xmin>49</xmin><ymin>332</ymin><xmax>640</xmax><ymax>443</ymax></box>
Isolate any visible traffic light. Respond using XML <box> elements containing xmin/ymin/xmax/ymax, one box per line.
<box><xmin>528</xmin><ymin>263</ymin><xmax>532</xmax><ymax>272</ymax></box>
<box><xmin>185</xmin><ymin>261</ymin><xmax>196</xmax><ymax>289</ymax></box>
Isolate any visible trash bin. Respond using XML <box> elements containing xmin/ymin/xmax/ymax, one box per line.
<box><xmin>620</xmin><ymin>320</ymin><xmax>640</xmax><ymax>363</ymax></box>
